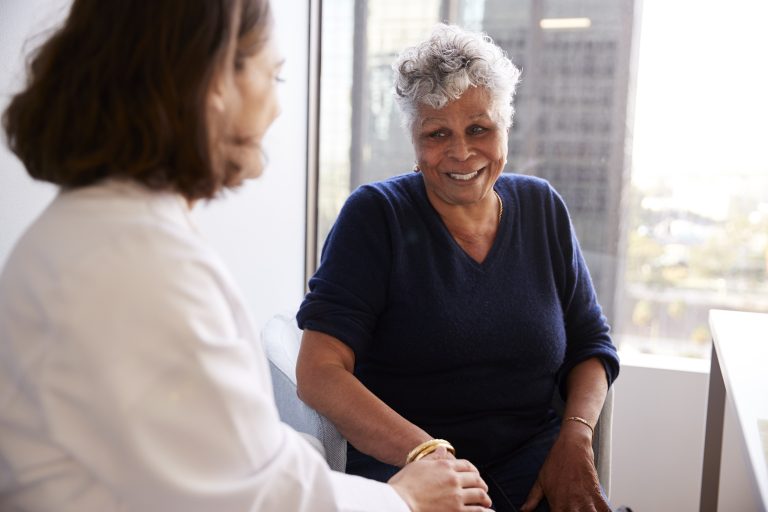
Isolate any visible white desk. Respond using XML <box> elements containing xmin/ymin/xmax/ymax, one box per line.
<box><xmin>701</xmin><ymin>310</ymin><xmax>768</xmax><ymax>511</ymax></box>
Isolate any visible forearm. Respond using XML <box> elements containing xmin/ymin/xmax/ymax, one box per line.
<box><xmin>560</xmin><ymin>357</ymin><xmax>608</xmax><ymax>439</ymax></box>
<box><xmin>521</xmin><ymin>357</ymin><xmax>612</xmax><ymax>511</ymax></box>
<box><xmin>296</xmin><ymin>330</ymin><xmax>432</xmax><ymax>467</ymax></box>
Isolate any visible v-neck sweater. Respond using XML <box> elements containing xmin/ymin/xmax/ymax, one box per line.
<box><xmin>297</xmin><ymin>172</ymin><xmax>619</xmax><ymax>466</ymax></box>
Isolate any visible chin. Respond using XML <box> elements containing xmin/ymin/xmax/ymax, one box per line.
<box><xmin>237</xmin><ymin>165</ymin><xmax>266</xmax><ymax>186</ymax></box>
<box><xmin>221</xmin><ymin>156</ymin><xmax>266</xmax><ymax>190</ymax></box>
<box><xmin>246</xmin><ymin>166</ymin><xmax>265</xmax><ymax>181</ymax></box>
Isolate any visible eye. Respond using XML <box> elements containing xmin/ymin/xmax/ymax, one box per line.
<box><xmin>468</xmin><ymin>125</ymin><xmax>487</xmax><ymax>135</ymax></box>
<box><xmin>234</xmin><ymin>53</ymin><xmax>247</xmax><ymax>72</ymax></box>
<box><xmin>273</xmin><ymin>60</ymin><xmax>287</xmax><ymax>84</ymax></box>
<box><xmin>427</xmin><ymin>129</ymin><xmax>447</xmax><ymax>139</ymax></box>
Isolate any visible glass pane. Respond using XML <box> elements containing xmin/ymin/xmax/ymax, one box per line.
<box><xmin>316</xmin><ymin>0</ymin><xmax>768</xmax><ymax>359</ymax></box>
<box><xmin>616</xmin><ymin>0</ymin><xmax>768</xmax><ymax>357</ymax></box>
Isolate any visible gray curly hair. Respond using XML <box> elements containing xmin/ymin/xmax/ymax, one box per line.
<box><xmin>393</xmin><ymin>24</ymin><xmax>521</xmax><ymax>133</ymax></box>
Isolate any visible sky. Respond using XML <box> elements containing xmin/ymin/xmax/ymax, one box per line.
<box><xmin>631</xmin><ymin>0</ymin><xmax>768</xmax><ymax>206</ymax></box>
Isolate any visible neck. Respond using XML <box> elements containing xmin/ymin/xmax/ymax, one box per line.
<box><xmin>428</xmin><ymin>189</ymin><xmax>501</xmax><ymax>264</ymax></box>
<box><xmin>428</xmin><ymin>190</ymin><xmax>500</xmax><ymax>233</ymax></box>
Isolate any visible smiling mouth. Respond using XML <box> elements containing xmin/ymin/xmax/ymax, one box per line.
<box><xmin>447</xmin><ymin>167</ymin><xmax>485</xmax><ymax>181</ymax></box>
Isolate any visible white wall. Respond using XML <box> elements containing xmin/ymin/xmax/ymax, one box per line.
<box><xmin>192</xmin><ymin>0</ymin><xmax>309</xmax><ymax>330</ymax></box>
<box><xmin>611</xmin><ymin>354</ymin><xmax>710</xmax><ymax>511</ymax></box>
<box><xmin>0</xmin><ymin>0</ymin><xmax>309</xmax><ymax>332</ymax></box>
<box><xmin>612</xmin><ymin>354</ymin><xmax>767</xmax><ymax>512</ymax></box>
<box><xmin>0</xmin><ymin>0</ymin><xmax>68</xmax><ymax>262</ymax></box>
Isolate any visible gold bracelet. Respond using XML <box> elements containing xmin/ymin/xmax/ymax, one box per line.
<box><xmin>566</xmin><ymin>416</ymin><xmax>595</xmax><ymax>435</ymax></box>
<box><xmin>412</xmin><ymin>444</ymin><xmax>442</xmax><ymax>462</ymax></box>
<box><xmin>408</xmin><ymin>440</ymin><xmax>455</xmax><ymax>464</ymax></box>
<box><xmin>405</xmin><ymin>439</ymin><xmax>456</xmax><ymax>465</ymax></box>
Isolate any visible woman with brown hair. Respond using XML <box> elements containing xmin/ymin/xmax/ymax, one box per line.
<box><xmin>0</xmin><ymin>1</ymin><xmax>491</xmax><ymax>511</ymax></box>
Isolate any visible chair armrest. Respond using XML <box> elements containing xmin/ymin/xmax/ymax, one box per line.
<box><xmin>268</xmin><ymin>359</ymin><xmax>347</xmax><ymax>471</ymax></box>
<box><xmin>263</xmin><ymin>314</ymin><xmax>348</xmax><ymax>472</ymax></box>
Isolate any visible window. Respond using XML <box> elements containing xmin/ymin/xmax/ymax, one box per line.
<box><xmin>313</xmin><ymin>0</ymin><xmax>768</xmax><ymax>359</ymax></box>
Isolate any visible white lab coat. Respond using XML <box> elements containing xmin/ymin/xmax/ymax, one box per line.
<box><xmin>0</xmin><ymin>180</ymin><xmax>408</xmax><ymax>512</ymax></box>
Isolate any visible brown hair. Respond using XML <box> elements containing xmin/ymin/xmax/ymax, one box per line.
<box><xmin>3</xmin><ymin>0</ymin><xmax>272</xmax><ymax>200</ymax></box>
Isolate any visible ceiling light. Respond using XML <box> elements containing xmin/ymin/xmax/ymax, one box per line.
<box><xmin>540</xmin><ymin>17</ymin><xmax>592</xmax><ymax>30</ymax></box>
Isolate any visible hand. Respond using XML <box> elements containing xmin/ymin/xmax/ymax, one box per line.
<box><xmin>388</xmin><ymin>449</ymin><xmax>492</xmax><ymax>512</ymax></box>
<box><xmin>521</xmin><ymin>425</ymin><xmax>610</xmax><ymax>512</ymax></box>
<box><xmin>421</xmin><ymin>444</ymin><xmax>457</xmax><ymax>461</ymax></box>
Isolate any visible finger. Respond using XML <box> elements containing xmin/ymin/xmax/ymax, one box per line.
<box><xmin>460</xmin><ymin>487</ymin><xmax>493</xmax><ymax>508</ymax></box>
<box><xmin>587</xmin><ymin>479</ymin><xmax>611</xmax><ymax>512</ymax></box>
<box><xmin>451</xmin><ymin>458</ymin><xmax>481</xmax><ymax>474</ymax></box>
<box><xmin>520</xmin><ymin>479</ymin><xmax>544</xmax><ymax>512</ymax></box>
<box><xmin>596</xmin><ymin>494</ymin><xmax>612</xmax><ymax>512</ymax></box>
<box><xmin>457</xmin><ymin>470</ymin><xmax>489</xmax><ymax>492</ymax></box>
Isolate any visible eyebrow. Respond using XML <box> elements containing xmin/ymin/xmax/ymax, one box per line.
<box><xmin>419</xmin><ymin>112</ymin><xmax>493</xmax><ymax>127</ymax></box>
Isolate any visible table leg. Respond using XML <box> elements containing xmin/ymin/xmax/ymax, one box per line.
<box><xmin>700</xmin><ymin>344</ymin><xmax>726</xmax><ymax>512</ymax></box>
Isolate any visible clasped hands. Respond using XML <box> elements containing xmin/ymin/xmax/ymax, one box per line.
<box><xmin>394</xmin><ymin>429</ymin><xmax>611</xmax><ymax>512</ymax></box>
<box><xmin>389</xmin><ymin>445</ymin><xmax>493</xmax><ymax>512</ymax></box>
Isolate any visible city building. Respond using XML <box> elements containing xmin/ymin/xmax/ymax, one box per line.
<box><xmin>339</xmin><ymin>0</ymin><xmax>637</xmax><ymax>322</ymax></box>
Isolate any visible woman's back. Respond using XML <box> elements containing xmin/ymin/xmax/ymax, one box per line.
<box><xmin>0</xmin><ymin>180</ymin><xmax>284</xmax><ymax>510</ymax></box>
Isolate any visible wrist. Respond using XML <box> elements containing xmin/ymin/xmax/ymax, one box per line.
<box><xmin>387</xmin><ymin>481</ymin><xmax>416</xmax><ymax>512</ymax></box>
<box><xmin>405</xmin><ymin>438</ymin><xmax>455</xmax><ymax>465</ymax></box>
<box><xmin>561</xmin><ymin>417</ymin><xmax>594</xmax><ymax>444</ymax></box>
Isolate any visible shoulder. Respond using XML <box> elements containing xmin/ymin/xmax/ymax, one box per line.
<box><xmin>339</xmin><ymin>172</ymin><xmax>424</xmax><ymax>218</ymax></box>
<box><xmin>0</xmin><ymin>184</ymin><xmax>240</xmax><ymax>396</ymax></box>
<box><xmin>498</xmin><ymin>173</ymin><xmax>568</xmax><ymax>210</ymax></box>
<box><xmin>2</xmin><ymin>181</ymin><xmax>228</xmax><ymax>319</ymax></box>
<box><xmin>322</xmin><ymin>173</ymin><xmax>424</xmax><ymax>256</ymax></box>
<box><xmin>497</xmin><ymin>172</ymin><xmax>556</xmax><ymax>197</ymax></box>
<box><xmin>352</xmin><ymin>172</ymin><xmax>422</xmax><ymax>203</ymax></box>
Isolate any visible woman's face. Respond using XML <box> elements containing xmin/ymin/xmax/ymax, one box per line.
<box><xmin>209</xmin><ymin>28</ymin><xmax>284</xmax><ymax>181</ymax></box>
<box><xmin>412</xmin><ymin>86</ymin><xmax>508</xmax><ymax>209</ymax></box>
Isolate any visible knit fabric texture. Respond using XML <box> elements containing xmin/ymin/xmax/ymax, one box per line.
<box><xmin>298</xmin><ymin>172</ymin><xmax>619</xmax><ymax>466</ymax></box>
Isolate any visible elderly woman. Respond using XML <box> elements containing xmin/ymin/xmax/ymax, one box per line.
<box><xmin>296</xmin><ymin>24</ymin><xmax>619</xmax><ymax>512</ymax></box>
<box><xmin>0</xmin><ymin>4</ymin><xmax>492</xmax><ymax>511</ymax></box>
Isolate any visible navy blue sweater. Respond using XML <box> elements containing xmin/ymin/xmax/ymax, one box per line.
<box><xmin>297</xmin><ymin>172</ymin><xmax>619</xmax><ymax>466</ymax></box>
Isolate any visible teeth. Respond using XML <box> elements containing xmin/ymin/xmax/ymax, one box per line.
<box><xmin>448</xmin><ymin>170</ymin><xmax>479</xmax><ymax>181</ymax></box>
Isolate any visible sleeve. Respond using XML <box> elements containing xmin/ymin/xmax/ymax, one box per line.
<box><xmin>297</xmin><ymin>185</ymin><xmax>393</xmax><ymax>356</ymax></box>
<box><xmin>544</xmin><ymin>184</ymin><xmax>620</xmax><ymax>398</ymax></box>
<box><xmin>39</xmin><ymin>236</ymin><xmax>408</xmax><ymax>512</ymax></box>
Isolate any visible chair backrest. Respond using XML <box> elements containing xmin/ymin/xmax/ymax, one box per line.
<box><xmin>261</xmin><ymin>313</ymin><xmax>347</xmax><ymax>471</ymax></box>
<box><xmin>595</xmin><ymin>385</ymin><xmax>614</xmax><ymax>496</ymax></box>
<box><xmin>261</xmin><ymin>313</ymin><xmax>614</xmax><ymax>494</ymax></box>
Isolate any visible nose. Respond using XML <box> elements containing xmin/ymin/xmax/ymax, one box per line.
<box><xmin>447</xmin><ymin>134</ymin><xmax>473</xmax><ymax>161</ymax></box>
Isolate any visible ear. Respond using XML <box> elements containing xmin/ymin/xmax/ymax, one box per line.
<box><xmin>208</xmin><ymin>79</ymin><xmax>226</xmax><ymax>115</ymax></box>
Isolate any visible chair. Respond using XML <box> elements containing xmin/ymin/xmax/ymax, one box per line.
<box><xmin>261</xmin><ymin>313</ymin><xmax>347</xmax><ymax>471</ymax></box>
<box><xmin>595</xmin><ymin>386</ymin><xmax>614</xmax><ymax>496</ymax></box>
<box><xmin>261</xmin><ymin>313</ymin><xmax>614</xmax><ymax>496</ymax></box>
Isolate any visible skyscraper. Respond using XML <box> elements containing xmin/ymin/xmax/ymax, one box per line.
<box><xmin>346</xmin><ymin>0</ymin><xmax>637</xmax><ymax>322</ymax></box>
<box><xmin>317</xmin><ymin>0</ymin><xmax>637</xmax><ymax>323</ymax></box>
<box><xmin>480</xmin><ymin>0</ymin><xmax>637</xmax><ymax>321</ymax></box>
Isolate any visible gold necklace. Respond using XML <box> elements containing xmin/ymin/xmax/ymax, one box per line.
<box><xmin>494</xmin><ymin>190</ymin><xmax>503</xmax><ymax>223</ymax></box>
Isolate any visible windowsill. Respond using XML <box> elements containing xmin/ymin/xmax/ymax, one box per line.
<box><xmin>617</xmin><ymin>350</ymin><xmax>710</xmax><ymax>374</ymax></box>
